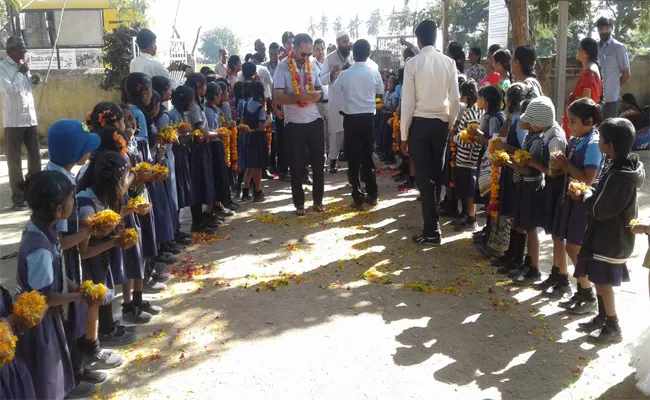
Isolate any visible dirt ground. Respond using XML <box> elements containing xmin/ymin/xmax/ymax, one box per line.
<box><xmin>2</xmin><ymin>157</ymin><xmax>650</xmax><ymax>400</ymax></box>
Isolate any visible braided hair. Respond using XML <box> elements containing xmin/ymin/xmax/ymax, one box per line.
<box><xmin>579</xmin><ymin>37</ymin><xmax>604</xmax><ymax>105</ymax></box>
<box><xmin>184</xmin><ymin>73</ymin><xmax>207</xmax><ymax>111</ymax></box>
<box><xmin>493</xmin><ymin>49</ymin><xmax>513</xmax><ymax>83</ymax></box>
<box><xmin>513</xmin><ymin>45</ymin><xmax>537</xmax><ymax>78</ymax></box>
<box><xmin>77</xmin><ymin>151</ymin><xmax>129</xmax><ymax>212</ymax></box>
<box><xmin>90</xmin><ymin>102</ymin><xmax>124</xmax><ymax>132</ymax></box>
<box><xmin>23</xmin><ymin>171</ymin><xmax>75</xmax><ymax>222</ymax></box>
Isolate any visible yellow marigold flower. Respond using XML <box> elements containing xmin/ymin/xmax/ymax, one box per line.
<box><xmin>127</xmin><ymin>196</ymin><xmax>147</xmax><ymax>210</ymax></box>
<box><xmin>0</xmin><ymin>320</ymin><xmax>17</xmax><ymax>366</ymax></box>
<box><xmin>132</xmin><ymin>162</ymin><xmax>153</xmax><ymax>172</ymax></box>
<box><xmin>13</xmin><ymin>290</ymin><xmax>47</xmax><ymax>327</ymax></box>
<box><xmin>80</xmin><ymin>280</ymin><xmax>107</xmax><ymax>300</ymax></box>
<box><xmin>513</xmin><ymin>150</ymin><xmax>532</xmax><ymax>164</ymax></box>
<box><xmin>86</xmin><ymin>210</ymin><xmax>120</xmax><ymax>229</ymax></box>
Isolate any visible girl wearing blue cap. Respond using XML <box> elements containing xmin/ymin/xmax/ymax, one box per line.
<box><xmin>46</xmin><ymin>119</ymin><xmax>126</xmax><ymax>385</ymax></box>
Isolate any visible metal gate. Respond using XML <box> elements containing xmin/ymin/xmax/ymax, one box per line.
<box><xmin>131</xmin><ymin>37</ymin><xmax>193</xmax><ymax>84</ymax></box>
<box><xmin>375</xmin><ymin>35</ymin><xmax>416</xmax><ymax>72</ymax></box>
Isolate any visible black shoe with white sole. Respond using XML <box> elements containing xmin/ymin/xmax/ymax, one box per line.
<box><xmin>412</xmin><ymin>234</ymin><xmax>441</xmax><ymax>246</ymax></box>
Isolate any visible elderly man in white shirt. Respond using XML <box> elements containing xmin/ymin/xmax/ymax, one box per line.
<box><xmin>215</xmin><ymin>48</ymin><xmax>228</xmax><ymax>78</ymax></box>
<box><xmin>129</xmin><ymin>29</ymin><xmax>186</xmax><ymax>88</ymax></box>
<box><xmin>330</xmin><ymin>39</ymin><xmax>384</xmax><ymax>208</ymax></box>
<box><xmin>0</xmin><ymin>36</ymin><xmax>42</xmax><ymax>210</ymax></box>
<box><xmin>320</xmin><ymin>30</ymin><xmax>352</xmax><ymax>173</ymax></box>
<box><xmin>400</xmin><ymin>20</ymin><xmax>460</xmax><ymax>246</ymax></box>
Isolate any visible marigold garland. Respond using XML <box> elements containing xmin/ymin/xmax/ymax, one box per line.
<box><xmin>192</xmin><ymin>129</ymin><xmax>202</xmax><ymax>138</ymax></box>
<box><xmin>568</xmin><ymin>179</ymin><xmax>589</xmax><ymax>196</ymax></box>
<box><xmin>177</xmin><ymin>121</ymin><xmax>191</xmax><ymax>133</ymax></box>
<box><xmin>132</xmin><ymin>162</ymin><xmax>153</xmax><ymax>172</ymax></box>
<box><xmin>218</xmin><ymin>127</ymin><xmax>231</xmax><ymax>167</ymax></box>
<box><xmin>127</xmin><ymin>196</ymin><xmax>147</xmax><ymax>210</ymax></box>
<box><xmin>86</xmin><ymin>210</ymin><xmax>120</xmax><ymax>230</ymax></box>
<box><xmin>115</xmin><ymin>228</ymin><xmax>139</xmax><ymax>248</ymax></box>
<box><xmin>79</xmin><ymin>280</ymin><xmax>107</xmax><ymax>301</ymax></box>
<box><xmin>230</xmin><ymin>125</ymin><xmax>240</xmax><ymax>167</ymax></box>
<box><xmin>113</xmin><ymin>132</ymin><xmax>128</xmax><ymax>155</ymax></box>
<box><xmin>13</xmin><ymin>291</ymin><xmax>47</xmax><ymax>327</ymax></box>
<box><xmin>376</xmin><ymin>97</ymin><xmax>384</xmax><ymax>110</ymax></box>
<box><xmin>467</xmin><ymin>122</ymin><xmax>480</xmax><ymax>135</ymax></box>
<box><xmin>491</xmin><ymin>150</ymin><xmax>510</xmax><ymax>164</ymax></box>
<box><xmin>487</xmin><ymin>138</ymin><xmax>501</xmax><ymax>218</ymax></box>
<box><xmin>0</xmin><ymin>321</ymin><xmax>17</xmax><ymax>367</ymax></box>
<box><xmin>158</xmin><ymin>124</ymin><xmax>178</xmax><ymax>144</ymax></box>
<box><xmin>152</xmin><ymin>164</ymin><xmax>169</xmax><ymax>179</ymax></box>
<box><xmin>287</xmin><ymin>52</ymin><xmax>314</xmax><ymax>108</ymax></box>
<box><xmin>459</xmin><ymin>129</ymin><xmax>477</xmax><ymax>144</ymax></box>
<box><xmin>513</xmin><ymin>150</ymin><xmax>532</xmax><ymax>164</ymax></box>
<box><xmin>449</xmin><ymin>136</ymin><xmax>457</xmax><ymax>188</ymax></box>
<box><xmin>387</xmin><ymin>112</ymin><xmax>400</xmax><ymax>152</ymax></box>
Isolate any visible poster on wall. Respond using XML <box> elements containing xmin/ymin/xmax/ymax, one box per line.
<box><xmin>488</xmin><ymin>0</ymin><xmax>509</xmax><ymax>47</ymax></box>
<box><xmin>26</xmin><ymin>49</ymin><xmax>77</xmax><ymax>69</ymax></box>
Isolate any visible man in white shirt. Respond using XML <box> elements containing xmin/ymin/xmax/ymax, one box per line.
<box><xmin>241</xmin><ymin>54</ymin><xmax>273</xmax><ymax>99</ymax></box>
<box><xmin>129</xmin><ymin>29</ymin><xmax>186</xmax><ymax>88</ymax></box>
<box><xmin>330</xmin><ymin>40</ymin><xmax>384</xmax><ymax>208</ymax></box>
<box><xmin>312</xmin><ymin>39</ymin><xmax>330</xmax><ymax>168</ymax></box>
<box><xmin>400</xmin><ymin>20</ymin><xmax>460</xmax><ymax>245</ymax></box>
<box><xmin>320</xmin><ymin>30</ymin><xmax>352</xmax><ymax>172</ymax></box>
<box><xmin>0</xmin><ymin>36</ymin><xmax>42</xmax><ymax>210</ymax></box>
<box><xmin>215</xmin><ymin>48</ymin><xmax>228</xmax><ymax>78</ymax></box>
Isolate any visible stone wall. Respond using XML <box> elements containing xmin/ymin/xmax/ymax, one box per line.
<box><xmin>0</xmin><ymin>68</ymin><xmax>120</xmax><ymax>148</ymax></box>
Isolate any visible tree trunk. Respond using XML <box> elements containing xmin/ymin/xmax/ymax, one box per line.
<box><xmin>442</xmin><ymin>0</ymin><xmax>450</xmax><ymax>52</ymax></box>
<box><xmin>508</xmin><ymin>0</ymin><xmax>529</xmax><ymax>47</ymax></box>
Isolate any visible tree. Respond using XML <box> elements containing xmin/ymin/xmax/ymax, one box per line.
<box><xmin>318</xmin><ymin>14</ymin><xmax>329</xmax><ymax>37</ymax></box>
<box><xmin>348</xmin><ymin>15</ymin><xmax>362</xmax><ymax>39</ymax></box>
<box><xmin>332</xmin><ymin>16</ymin><xmax>343</xmax><ymax>32</ymax></box>
<box><xmin>307</xmin><ymin>17</ymin><xmax>317</xmax><ymax>37</ymax></box>
<box><xmin>199</xmin><ymin>27</ymin><xmax>241</xmax><ymax>64</ymax></box>
<box><xmin>109</xmin><ymin>0</ymin><xmax>150</xmax><ymax>27</ymax></box>
<box><xmin>100</xmin><ymin>24</ymin><xmax>141</xmax><ymax>91</ymax></box>
<box><xmin>505</xmin><ymin>0</ymin><xmax>529</xmax><ymax>47</ymax></box>
<box><xmin>366</xmin><ymin>9</ymin><xmax>383</xmax><ymax>36</ymax></box>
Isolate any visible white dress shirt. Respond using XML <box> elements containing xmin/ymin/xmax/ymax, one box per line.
<box><xmin>129</xmin><ymin>53</ymin><xmax>180</xmax><ymax>88</ymax></box>
<box><xmin>312</xmin><ymin>58</ymin><xmax>328</xmax><ymax>101</ymax></box>
<box><xmin>0</xmin><ymin>57</ymin><xmax>37</xmax><ymax>127</ymax></box>
<box><xmin>400</xmin><ymin>46</ymin><xmax>460</xmax><ymax>141</ymax></box>
<box><xmin>237</xmin><ymin>65</ymin><xmax>273</xmax><ymax>98</ymax></box>
<box><xmin>330</xmin><ymin>61</ymin><xmax>384</xmax><ymax>115</ymax></box>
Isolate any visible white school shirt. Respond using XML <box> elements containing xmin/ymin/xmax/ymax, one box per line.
<box><xmin>400</xmin><ymin>45</ymin><xmax>460</xmax><ymax>141</ymax></box>
<box><xmin>330</xmin><ymin>61</ymin><xmax>384</xmax><ymax>115</ymax></box>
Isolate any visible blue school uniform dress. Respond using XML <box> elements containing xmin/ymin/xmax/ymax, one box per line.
<box><xmin>552</xmin><ymin>130</ymin><xmax>603</xmax><ymax>245</ymax></box>
<box><xmin>168</xmin><ymin>108</ymin><xmax>193</xmax><ymax>209</ymax></box>
<box><xmin>188</xmin><ymin>103</ymin><xmax>216</xmax><ymax>206</ymax></box>
<box><xmin>205</xmin><ymin>105</ymin><xmax>233</xmax><ymax>203</ymax></box>
<box><xmin>379</xmin><ymin>91</ymin><xmax>399</xmax><ymax>156</ymax></box>
<box><xmin>514</xmin><ymin>133</ymin><xmax>546</xmax><ymax>230</ymax></box>
<box><xmin>130</xmin><ymin>138</ymin><xmax>158</xmax><ymax>260</ymax></box>
<box><xmin>77</xmin><ymin>188</ymin><xmax>121</xmax><ymax>299</ymax></box>
<box><xmin>540</xmin><ymin>123</ymin><xmax>568</xmax><ymax>233</ymax></box>
<box><xmin>498</xmin><ymin>113</ymin><xmax>525</xmax><ymax>217</ymax></box>
<box><xmin>240</xmin><ymin>100</ymin><xmax>269</xmax><ymax>169</ymax></box>
<box><xmin>0</xmin><ymin>286</ymin><xmax>36</xmax><ymax>400</ymax></box>
<box><xmin>156</xmin><ymin>112</ymin><xmax>181</xmax><ymax>234</ymax></box>
<box><xmin>130</xmin><ymin>104</ymin><xmax>149</xmax><ymax>140</ymax></box>
<box><xmin>16</xmin><ymin>217</ymin><xmax>75</xmax><ymax>400</ymax></box>
<box><xmin>45</xmin><ymin>162</ymin><xmax>87</xmax><ymax>341</ymax></box>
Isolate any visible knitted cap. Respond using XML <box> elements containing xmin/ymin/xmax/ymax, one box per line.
<box><xmin>520</xmin><ymin>96</ymin><xmax>556</xmax><ymax>128</ymax></box>
<box><xmin>47</xmin><ymin>119</ymin><xmax>100</xmax><ymax>166</ymax></box>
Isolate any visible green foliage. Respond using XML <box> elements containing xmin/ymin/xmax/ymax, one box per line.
<box><xmin>307</xmin><ymin>17</ymin><xmax>316</xmax><ymax>37</ymax></box>
<box><xmin>318</xmin><ymin>14</ymin><xmax>329</xmax><ymax>37</ymax></box>
<box><xmin>109</xmin><ymin>0</ymin><xmax>149</xmax><ymax>27</ymax></box>
<box><xmin>100</xmin><ymin>24</ymin><xmax>141</xmax><ymax>92</ymax></box>
<box><xmin>366</xmin><ymin>9</ymin><xmax>383</xmax><ymax>36</ymax></box>
<box><xmin>199</xmin><ymin>27</ymin><xmax>241</xmax><ymax>64</ymax></box>
<box><xmin>347</xmin><ymin>15</ymin><xmax>361</xmax><ymax>39</ymax></box>
<box><xmin>332</xmin><ymin>16</ymin><xmax>343</xmax><ymax>33</ymax></box>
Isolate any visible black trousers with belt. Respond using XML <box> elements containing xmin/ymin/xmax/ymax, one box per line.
<box><xmin>343</xmin><ymin>113</ymin><xmax>378</xmax><ymax>203</ymax></box>
<box><xmin>285</xmin><ymin>119</ymin><xmax>325</xmax><ymax>208</ymax></box>
<box><xmin>408</xmin><ymin>117</ymin><xmax>449</xmax><ymax>237</ymax></box>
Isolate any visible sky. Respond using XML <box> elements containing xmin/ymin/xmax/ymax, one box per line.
<box><xmin>149</xmin><ymin>0</ymin><xmax>404</xmax><ymax>56</ymax></box>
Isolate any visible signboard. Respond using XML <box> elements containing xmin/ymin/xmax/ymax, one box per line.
<box><xmin>27</xmin><ymin>49</ymin><xmax>77</xmax><ymax>69</ymax></box>
<box><xmin>488</xmin><ymin>0</ymin><xmax>509</xmax><ymax>47</ymax></box>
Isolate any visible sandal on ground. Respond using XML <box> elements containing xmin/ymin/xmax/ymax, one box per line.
<box><xmin>295</xmin><ymin>208</ymin><xmax>306</xmax><ymax>216</ymax></box>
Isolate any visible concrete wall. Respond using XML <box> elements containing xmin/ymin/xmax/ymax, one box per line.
<box><xmin>542</xmin><ymin>55</ymin><xmax>650</xmax><ymax>108</ymax></box>
<box><xmin>0</xmin><ymin>69</ymin><xmax>120</xmax><ymax>149</ymax></box>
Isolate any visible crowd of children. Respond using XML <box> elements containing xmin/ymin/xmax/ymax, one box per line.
<box><xmin>1</xmin><ymin>36</ymin><xmax>649</xmax><ymax>398</ymax></box>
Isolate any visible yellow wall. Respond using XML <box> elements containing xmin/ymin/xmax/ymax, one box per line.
<box><xmin>0</xmin><ymin>71</ymin><xmax>120</xmax><ymax>144</ymax></box>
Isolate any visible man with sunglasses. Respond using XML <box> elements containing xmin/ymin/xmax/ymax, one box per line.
<box><xmin>320</xmin><ymin>30</ymin><xmax>352</xmax><ymax>173</ymax></box>
<box><xmin>273</xmin><ymin>33</ymin><xmax>325</xmax><ymax>216</ymax></box>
